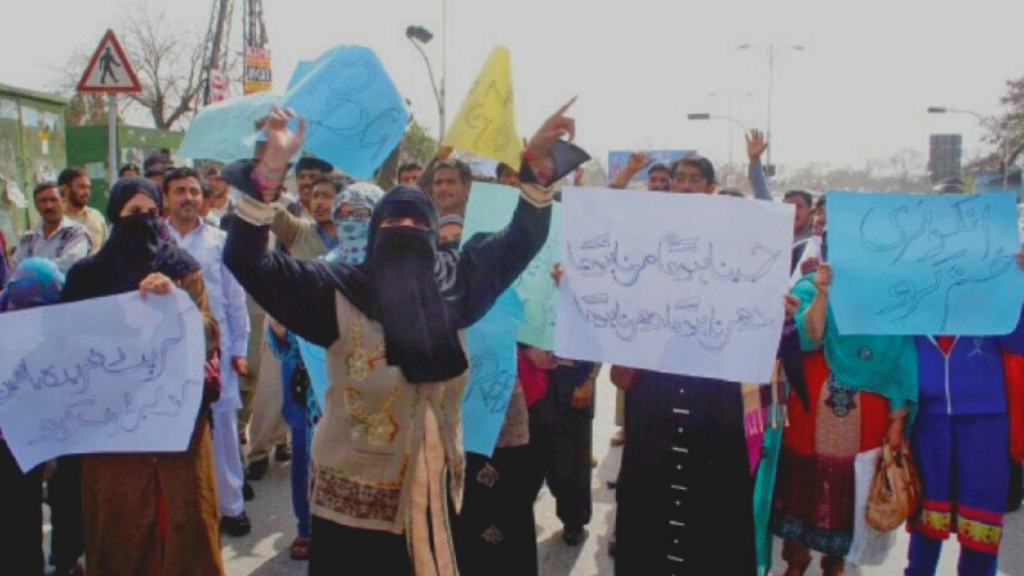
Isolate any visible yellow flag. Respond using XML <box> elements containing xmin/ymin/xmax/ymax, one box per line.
<box><xmin>443</xmin><ymin>47</ymin><xmax>522</xmax><ymax>169</ymax></box>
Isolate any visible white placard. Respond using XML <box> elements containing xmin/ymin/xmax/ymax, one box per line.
<box><xmin>0</xmin><ymin>289</ymin><xmax>205</xmax><ymax>471</ymax></box>
<box><xmin>555</xmin><ymin>187</ymin><xmax>794</xmax><ymax>383</ymax></box>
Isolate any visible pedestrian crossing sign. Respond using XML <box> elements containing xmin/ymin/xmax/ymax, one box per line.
<box><xmin>77</xmin><ymin>29</ymin><xmax>142</xmax><ymax>93</ymax></box>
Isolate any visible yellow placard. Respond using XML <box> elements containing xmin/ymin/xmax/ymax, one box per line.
<box><xmin>443</xmin><ymin>47</ymin><xmax>522</xmax><ymax>169</ymax></box>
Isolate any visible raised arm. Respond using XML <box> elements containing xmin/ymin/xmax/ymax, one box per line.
<box><xmin>223</xmin><ymin>115</ymin><xmax>342</xmax><ymax>350</ymax></box>
<box><xmin>746</xmin><ymin>129</ymin><xmax>772</xmax><ymax>202</ymax></box>
<box><xmin>610</xmin><ymin>152</ymin><xmax>652</xmax><ymax>189</ymax></box>
<box><xmin>454</xmin><ymin>98</ymin><xmax>587</xmax><ymax>326</ymax></box>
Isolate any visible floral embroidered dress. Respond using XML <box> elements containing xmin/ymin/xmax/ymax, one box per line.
<box><xmin>223</xmin><ymin>159</ymin><xmax>555</xmax><ymax>576</ymax></box>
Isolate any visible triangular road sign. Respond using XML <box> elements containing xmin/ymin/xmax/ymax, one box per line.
<box><xmin>77</xmin><ymin>29</ymin><xmax>142</xmax><ymax>93</ymax></box>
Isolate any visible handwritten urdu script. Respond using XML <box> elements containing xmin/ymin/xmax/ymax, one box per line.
<box><xmin>556</xmin><ymin>188</ymin><xmax>794</xmax><ymax>384</ymax></box>
<box><xmin>0</xmin><ymin>290</ymin><xmax>205</xmax><ymax>472</ymax></box>
<box><xmin>829</xmin><ymin>191</ymin><xmax>1024</xmax><ymax>336</ymax></box>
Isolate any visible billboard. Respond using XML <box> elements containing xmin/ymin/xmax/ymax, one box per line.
<box><xmin>244</xmin><ymin>47</ymin><xmax>272</xmax><ymax>95</ymax></box>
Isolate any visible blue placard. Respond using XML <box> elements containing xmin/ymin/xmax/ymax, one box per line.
<box><xmin>829</xmin><ymin>191</ymin><xmax>1024</xmax><ymax>335</ymax></box>
<box><xmin>177</xmin><ymin>92</ymin><xmax>281</xmax><ymax>163</ymax></box>
<box><xmin>283</xmin><ymin>45</ymin><xmax>409</xmax><ymax>179</ymax></box>
<box><xmin>462</xmin><ymin>290</ymin><xmax>523</xmax><ymax>456</ymax></box>
<box><xmin>462</xmin><ymin>182</ymin><xmax>560</xmax><ymax>349</ymax></box>
<box><xmin>297</xmin><ymin>337</ymin><xmax>328</xmax><ymax>410</ymax></box>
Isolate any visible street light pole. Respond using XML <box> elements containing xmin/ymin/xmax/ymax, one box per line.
<box><xmin>406</xmin><ymin>24</ymin><xmax>446</xmax><ymax>141</ymax></box>
<box><xmin>928</xmin><ymin>106</ymin><xmax>1008</xmax><ymax>188</ymax></box>
<box><xmin>709</xmin><ymin>91</ymin><xmax>753</xmax><ymax>169</ymax></box>
<box><xmin>441</xmin><ymin>0</ymin><xmax>447</xmax><ymax>141</ymax></box>
<box><xmin>738</xmin><ymin>43</ymin><xmax>805</xmax><ymax>175</ymax></box>
<box><xmin>687</xmin><ymin>113</ymin><xmax>750</xmax><ymax>167</ymax></box>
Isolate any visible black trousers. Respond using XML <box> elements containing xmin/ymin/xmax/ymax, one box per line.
<box><xmin>47</xmin><ymin>455</ymin><xmax>84</xmax><ymax>570</ymax></box>
<box><xmin>453</xmin><ymin>446</ymin><xmax>539</xmax><ymax>576</ymax></box>
<box><xmin>526</xmin><ymin>401</ymin><xmax>594</xmax><ymax>529</ymax></box>
<box><xmin>309</xmin><ymin>516</ymin><xmax>412</xmax><ymax>576</ymax></box>
<box><xmin>0</xmin><ymin>439</ymin><xmax>44</xmax><ymax>575</ymax></box>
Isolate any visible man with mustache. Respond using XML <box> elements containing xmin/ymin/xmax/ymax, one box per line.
<box><xmin>12</xmin><ymin>182</ymin><xmax>92</xmax><ymax>273</ymax></box>
<box><xmin>164</xmin><ymin>167</ymin><xmax>253</xmax><ymax>536</ymax></box>
<box><xmin>60</xmin><ymin>167</ymin><xmax>108</xmax><ymax>253</ymax></box>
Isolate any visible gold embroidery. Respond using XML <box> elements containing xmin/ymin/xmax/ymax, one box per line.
<box><xmin>346</xmin><ymin>318</ymin><xmax>386</xmax><ymax>381</ymax></box>
<box><xmin>481</xmin><ymin>525</ymin><xmax>504</xmax><ymax>544</ymax></box>
<box><xmin>921</xmin><ymin>509</ymin><xmax>952</xmax><ymax>534</ymax></box>
<box><xmin>476</xmin><ymin>463</ymin><xmax>500</xmax><ymax>488</ymax></box>
<box><xmin>345</xmin><ymin>385</ymin><xmax>401</xmax><ymax>446</ymax></box>
<box><xmin>958</xmin><ymin>516</ymin><xmax>1002</xmax><ymax>548</ymax></box>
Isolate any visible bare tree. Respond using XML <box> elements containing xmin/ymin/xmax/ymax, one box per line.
<box><xmin>55</xmin><ymin>1</ymin><xmax>210</xmax><ymax>130</ymax></box>
<box><xmin>122</xmin><ymin>1</ymin><xmax>208</xmax><ymax>130</ymax></box>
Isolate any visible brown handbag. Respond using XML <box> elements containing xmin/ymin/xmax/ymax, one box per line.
<box><xmin>866</xmin><ymin>442</ymin><xmax>922</xmax><ymax>532</ymax></box>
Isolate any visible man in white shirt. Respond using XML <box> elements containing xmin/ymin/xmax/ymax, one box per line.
<box><xmin>60</xmin><ymin>167</ymin><xmax>108</xmax><ymax>253</ymax></box>
<box><xmin>12</xmin><ymin>182</ymin><xmax>92</xmax><ymax>273</ymax></box>
<box><xmin>164</xmin><ymin>167</ymin><xmax>253</xmax><ymax>536</ymax></box>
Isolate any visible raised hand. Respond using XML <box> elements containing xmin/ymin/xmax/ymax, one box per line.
<box><xmin>261</xmin><ymin>106</ymin><xmax>307</xmax><ymax>172</ymax></box>
<box><xmin>626</xmin><ymin>152</ymin><xmax>654</xmax><ymax>174</ymax></box>
<box><xmin>746</xmin><ymin>129</ymin><xmax>768</xmax><ymax>163</ymax></box>
<box><xmin>526</xmin><ymin>96</ymin><xmax>577</xmax><ymax>162</ymax></box>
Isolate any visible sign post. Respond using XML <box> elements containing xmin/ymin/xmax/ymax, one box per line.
<box><xmin>76</xmin><ymin>29</ymin><xmax>143</xmax><ymax>186</ymax></box>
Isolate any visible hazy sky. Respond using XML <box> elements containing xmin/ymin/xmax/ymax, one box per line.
<box><xmin>3</xmin><ymin>0</ymin><xmax>1022</xmax><ymax>173</ymax></box>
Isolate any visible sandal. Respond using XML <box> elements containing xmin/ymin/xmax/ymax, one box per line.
<box><xmin>290</xmin><ymin>535</ymin><xmax>311</xmax><ymax>560</ymax></box>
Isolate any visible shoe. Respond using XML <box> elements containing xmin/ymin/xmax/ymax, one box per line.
<box><xmin>243</xmin><ymin>481</ymin><xmax>255</xmax><ymax>501</ymax></box>
<box><xmin>610</xmin><ymin>429</ymin><xmax>626</xmax><ymax>447</ymax></box>
<box><xmin>275</xmin><ymin>443</ymin><xmax>292</xmax><ymax>463</ymax></box>
<box><xmin>221</xmin><ymin>512</ymin><xmax>252</xmax><ymax>537</ymax></box>
<box><xmin>246</xmin><ymin>457</ymin><xmax>269</xmax><ymax>481</ymax></box>
<box><xmin>290</xmin><ymin>535</ymin><xmax>312</xmax><ymax>560</ymax></box>
<box><xmin>561</xmin><ymin>525</ymin><xmax>587</xmax><ymax>546</ymax></box>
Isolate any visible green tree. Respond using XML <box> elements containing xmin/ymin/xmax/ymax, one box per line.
<box><xmin>399</xmin><ymin>120</ymin><xmax>438</xmax><ymax>164</ymax></box>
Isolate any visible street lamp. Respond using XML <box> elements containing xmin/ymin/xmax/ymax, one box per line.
<box><xmin>687</xmin><ymin>113</ymin><xmax>750</xmax><ymax>167</ymax></box>
<box><xmin>708</xmin><ymin>91</ymin><xmax>754</xmax><ymax>168</ymax></box>
<box><xmin>738</xmin><ymin>43</ymin><xmax>805</xmax><ymax>174</ymax></box>
<box><xmin>928</xmin><ymin>106</ymin><xmax>1009</xmax><ymax>188</ymax></box>
<box><xmin>406</xmin><ymin>23</ymin><xmax>446</xmax><ymax>141</ymax></box>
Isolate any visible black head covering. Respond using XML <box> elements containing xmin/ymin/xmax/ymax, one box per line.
<box><xmin>323</xmin><ymin>185</ymin><xmax>467</xmax><ymax>383</ymax></box>
<box><xmin>296</xmin><ymin>157</ymin><xmax>334</xmax><ymax>174</ymax></box>
<box><xmin>61</xmin><ymin>178</ymin><xmax>199</xmax><ymax>302</ymax></box>
<box><xmin>106</xmin><ymin>177</ymin><xmax>162</xmax><ymax>224</ymax></box>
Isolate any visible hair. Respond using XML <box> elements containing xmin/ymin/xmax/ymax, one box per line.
<box><xmin>648</xmin><ymin>163</ymin><xmax>670</xmax><ymax>176</ymax></box>
<box><xmin>670</xmin><ymin>156</ymin><xmax>716</xmax><ymax>183</ymax></box>
<box><xmin>398</xmin><ymin>162</ymin><xmax>423</xmax><ymax>176</ymax></box>
<box><xmin>784</xmin><ymin>189</ymin><xmax>813</xmax><ymax>207</ymax></box>
<box><xmin>58</xmin><ymin>167</ymin><xmax>88</xmax><ymax>188</ymax></box>
<box><xmin>118</xmin><ymin>163</ymin><xmax>141</xmax><ymax>177</ymax></box>
<box><xmin>163</xmin><ymin>167</ymin><xmax>202</xmax><ymax>193</ymax></box>
<box><xmin>33</xmin><ymin>181</ymin><xmax>58</xmax><ymax>197</ymax></box>
<box><xmin>205</xmin><ymin>166</ymin><xmax>222</xmax><ymax>178</ymax></box>
<box><xmin>495</xmin><ymin>162</ymin><xmax>516</xmax><ymax>179</ymax></box>
<box><xmin>814</xmin><ymin>194</ymin><xmax>826</xmax><ymax>210</ymax></box>
<box><xmin>717</xmin><ymin>187</ymin><xmax>745</xmax><ymax>198</ymax></box>
<box><xmin>201</xmin><ymin>184</ymin><xmax>214</xmax><ymax>199</ymax></box>
<box><xmin>433</xmin><ymin>159</ymin><xmax>472</xmax><ymax>186</ymax></box>
<box><xmin>312</xmin><ymin>174</ymin><xmax>342</xmax><ymax>194</ymax></box>
<box><xmin>145</xmin><ymin>169</ymin><xmax>165</xmax><ymax>180</ymax></box>
<box><xmin>144</xmin><ymin>153</ymin><xmax>170</xmax><ymax>171</ymax></box>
